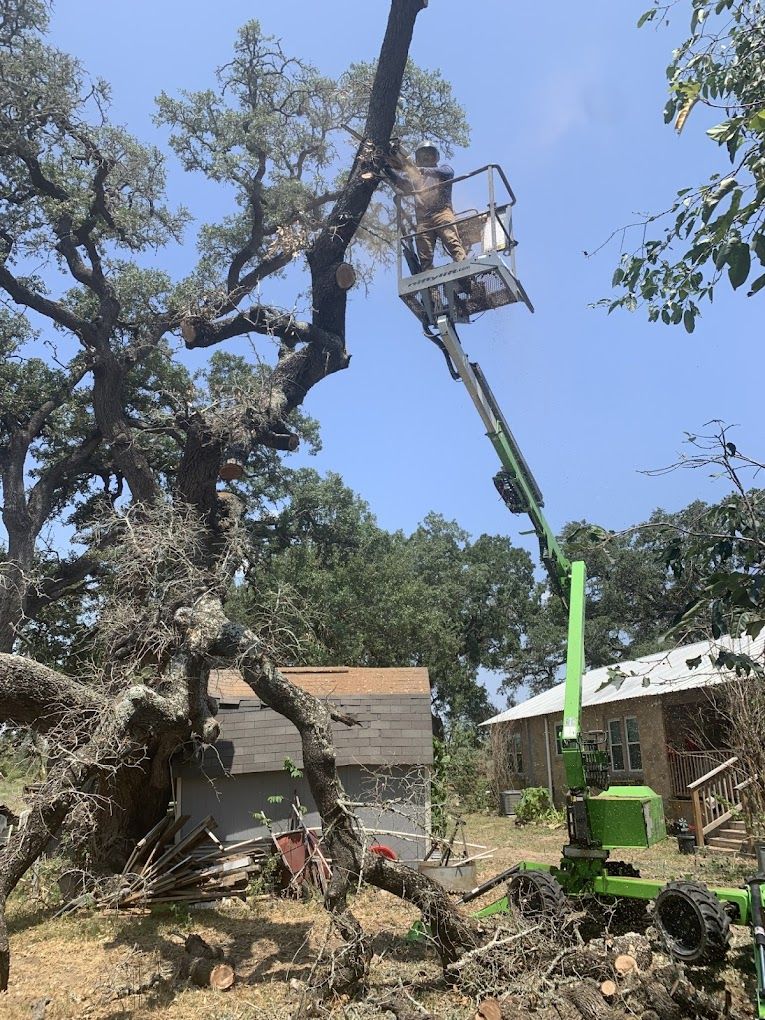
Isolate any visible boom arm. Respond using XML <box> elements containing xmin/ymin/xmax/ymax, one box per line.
<box><xmin>436</xmin><ymin>315</ymin><xmax>587</xmax><ymax>785</ymax></box>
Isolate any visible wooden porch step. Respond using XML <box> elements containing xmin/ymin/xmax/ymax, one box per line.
<box><xmin>714</xmin><ymin>826</ymin><xmax>748</xmax><ymax>840</ymax></box>
<box><xmin>725</xmin><ymin>820</ymin><xmax>746</xmax><ymax>832</ymax></box>
<box><xmin>705</xmin><ymin>836</ymin><xmax>753</xmax><ymax>854</ymax></box>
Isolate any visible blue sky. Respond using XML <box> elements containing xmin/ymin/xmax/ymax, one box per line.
<box><xmin>40</xmin><ymin>1</ymin><xmax>762</xmax><ymax>702</ymax></box>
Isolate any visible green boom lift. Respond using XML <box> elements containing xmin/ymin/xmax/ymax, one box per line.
<box><xmin>394</xmin><ymin>164</ymin><xmax>765</xmax><ymax>1014</ymax></box>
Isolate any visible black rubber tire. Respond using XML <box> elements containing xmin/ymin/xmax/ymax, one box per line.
<box><xmin>605</xmin><ymin>860</ymin><xmax>641</xmax><ymax>878</ymax></box>
<box><xmin>508</xmin><ymin>871</ymin><xmax>567</xmax><ymax>919</ymax></box>
<box><xmin>654</xmin><ymin>880</ymin><xmax>730</xmax><ymax>963</ymax></box>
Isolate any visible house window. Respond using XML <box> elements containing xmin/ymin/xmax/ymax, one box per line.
<box><xmin>510</xmin><ymin>731</ymin><xmax>524</xmax><ymax>773</ymax></box>
<box><xmin>625</xmin><ymin>716</ymin><xmax>642</xmax><ymax>771</ymax></box>
<box><xmin>608</xmin><ymin>719</ymin><xmax>625</xmax><ymax>771</ymax></box>
<box><xmin>555</xmin><ymin>722</ymin><xmax>564</xmax><ymax>756</ymax></box>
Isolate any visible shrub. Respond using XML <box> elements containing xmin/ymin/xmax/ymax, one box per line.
<box><xmin>514</xmin><ymin>787</ymin><xmax>562</xmax><ymax>826</ymax></box>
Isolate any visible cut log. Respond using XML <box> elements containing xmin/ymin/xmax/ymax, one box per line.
<box><xmin>475</xmin><ymin>999</ymin><xmax>502</xmax><ymax>1020</ymax></box>
<box><xmin>600</xmin><ymin>980</ymin><xmax>617</xmax><ymax>1000</ymax></box>
<box><xmin>614</xmin><ymin>953</ymin><xmax>637</xmax><ymax>976</ymax></box>
<box><xmin>566</xmin><ymin>979</ymin><xmax>621</xmax><ymax>1020</ymax></box>
<box><xmin>184</xmin><ymin>933</ymin><xmax>222</xmax><ymax>960</ymax></box>
<box><xmin>188</xmin><ymin>957</ymin><xmax>235</xmax><ymax>991</ymax></box>
<box><xmin>608</xmin><ymin>934</ymin><xmax>652</xmax><ymax>971</ymax></box>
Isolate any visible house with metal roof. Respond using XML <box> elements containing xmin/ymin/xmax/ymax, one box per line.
<box><xmin>482</xmin><ymin>634</ymin><xmax>764</xmax><ymax>848</ymax></box>
<box><xmin>172</xmin><ymin>666</ymin><xmax>434</xmax><ymax>863</ymax></box>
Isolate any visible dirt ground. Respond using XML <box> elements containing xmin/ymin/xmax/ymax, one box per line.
<box><xmin>1</xmin><ymin>814</ymin><xmax>759</xmax><ymax>1020</ymax></box>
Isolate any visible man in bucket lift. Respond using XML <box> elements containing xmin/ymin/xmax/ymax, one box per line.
<box><xmin>387</xmin><ymin>140</ymin><xmax>467</xmax><ymax>272</ymax></box>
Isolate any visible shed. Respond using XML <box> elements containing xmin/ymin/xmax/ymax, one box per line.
<box><xmin>173</xmin><ymin>666</ymin><xmax>434</xmax><ymax>863</ymax></box>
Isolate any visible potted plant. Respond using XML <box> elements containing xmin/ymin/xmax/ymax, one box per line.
<box><xmin>675</xmin><ymin>817</ymin><xmax>696</xmax><ymax>854</ymax></box>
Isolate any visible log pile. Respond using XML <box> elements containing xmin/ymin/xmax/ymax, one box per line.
<box><xmin>453</xmin><ymin>924</ymin><xmax>743</xmax><ymax>1020</ymax></box>
<box><xmin>87</xmin><ymin>812</ymin><xmax>269</xmax><ymax>909</ymax></box>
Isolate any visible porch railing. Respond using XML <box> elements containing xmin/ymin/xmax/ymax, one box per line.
<box><xmin>668</xmin><ymin>748</ymin><xmax>739</xmax><ymax>799</ymax></box>
<box><xmin>688</xmin><ymin>755</ymin><xmax>746</xmax><ymax>847</ymax></box>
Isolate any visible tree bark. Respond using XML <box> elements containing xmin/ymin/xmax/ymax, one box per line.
<box><xmin>0</xmin><ymin>1</ymin><xmax>484</xmax><ymax>1003</ymax></box>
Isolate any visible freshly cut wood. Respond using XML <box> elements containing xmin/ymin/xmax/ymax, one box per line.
<box><xmin>614</xmin><ymin>953</ymin><xmax>637</xmax><ymax>975</ymax></box>
<box><xmin>566</xmin><ymin>979</ymin><xmax>620</xmax><ymax>1020</ymax></box>
<box><xmin>608</xmin><ymin>934</ymin><xmax>652</xmax><ymax>971</ymax></box>
<box><xmin>475</xmin><ymin>998</ymin><xmax>502</xmax><ymax>1020</ymax></box>
<box><xmin>188</xmin><ymin>957</ymin><xmax>235</xmax><ymax>991</ymax></box>
<box><xmin>335</xmin><ymin>263</ymin><xmax>357</xmax><ymax>289</ymax></box>
<box><xmin>600</xmin><ymin>980</ymin><xmax>617</xmax><ymax>999</ymax></box>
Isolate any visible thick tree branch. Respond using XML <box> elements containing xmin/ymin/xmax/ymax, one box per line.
<box><xmin>22</xmin><ymin>552</ymin><xmax>102</xmax><ymax>620</ymax></box>
<box><xmin>27</xmin><ymin>430</ymin><xmax>102</xmax><ymax>533</ymax></box>
<box><xmin>92</xmin><ymin>350</ymin><xmax>159</xmax><ymax>505</ymax></box>
<box><xmin>181</xmin><ymin>303</ymin><xmax>339</xmax><ymax>351</ymax></box>
<box><xmin>0</xmin><ymin>263</ymin><xmax>87</xmax><ymax>336</ymax></box>
<box><xmin>0</xmin><ymin>653</ymin><xmax>102</xmax><ymax>730</ymax></box>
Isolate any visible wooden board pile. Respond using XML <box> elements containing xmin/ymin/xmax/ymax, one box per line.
<box><xmin>89</xmin><ymin>811</ymin><xmax>270</xmax><ymax>909</ymax></box>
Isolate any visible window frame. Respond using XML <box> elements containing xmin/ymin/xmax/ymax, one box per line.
<box><xmin>624</xmin><ymin>715</ymin><xmax>642</xmax><ymax>772</ymax></box>
<box><xmin>608</xmin><ymin>718</ymin><xmax>626</xmax><ymax>772</ymax></box>
<box><xmin>510</xmin><ymin>730</ymin><xmax>523</xmax><ymax>773</ymax></box>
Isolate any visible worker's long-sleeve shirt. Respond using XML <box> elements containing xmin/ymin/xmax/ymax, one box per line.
<box><xmin>389</xmin><ymin>164</ymin><xmax>456</xmax><ymax>219</ymax></box>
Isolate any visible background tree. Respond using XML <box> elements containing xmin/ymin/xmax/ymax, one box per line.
<box><xmin>498</xmin><ymin>489</ymin><xmax>763</xmax><ymax>699</ymax></box>
<box><xmin>602</xmin><ymin>0</ymin><xmax>765</xmax><ymax>329</ymax></box>
<box><xmin>227</xmin><ymin>469</ymin><xmax>539</xmax><ymax>727</ymax></box>
<box><xmin>643</xmin><ymin>427</ymin><xmax>765</xmax><ymax>667</ymax></box>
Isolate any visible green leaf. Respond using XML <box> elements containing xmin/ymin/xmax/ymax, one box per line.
<box><xmin>637</xmin><ymin>8</ymin><xmax>657</xmax><ymax>27</ymax></box>
<box><xmin>683</xmin><ymin>308</ymin><xmax>696</xmax><ymax>333</ymax></box>
<box><xmin>612</xmin><ymin>267</ymin><xmax>625</xmax><ymax>286</ymax></box>
<box><xmin>701</xmin><ymin>176</ymin><xmax>736</xmax><ymax>224</ymax></box>
<box><xmin>727</xmin><ymin>242</ymin><xmax>751</xmax><ymax>289</ymax></box>
<box><xmin>753</xmin><ymin>232</ymin><xmax>765</xmax><ymax>267</ymax></box>
<box><xmin>747</xmin><ymin>109</ymin><xmax>765</xmax><ymax>133</ymax></box>
<box><xmin>714</xmin><ymin>240</ymin><xmax>731</xmax><ymax>270</ymax></box>
<box><xmin>747</xmin><ymin>273</ymin><xmax>765</xmax><ymax>296</ymax></box>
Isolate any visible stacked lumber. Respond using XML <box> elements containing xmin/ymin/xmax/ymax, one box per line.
<box><xmin>93</xmin><ymin>812</ymin><xmax>269</xmax><ymax>908</ymax></box>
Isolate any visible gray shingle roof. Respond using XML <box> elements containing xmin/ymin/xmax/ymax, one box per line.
<box><xmin>183</xmin><ymin>691</ymin><xmax>433</xmax><ymax>776</ymax></box>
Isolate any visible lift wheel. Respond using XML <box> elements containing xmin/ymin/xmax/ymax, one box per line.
<box><xmin>508</xmin><ymin>870</ymin><xmax>567</xmax><ymax>919</ymax></box>
<box><xmin>654</xmin><ymin>880</ymin><xmax>731</xmax><ymax>963</ymax></box>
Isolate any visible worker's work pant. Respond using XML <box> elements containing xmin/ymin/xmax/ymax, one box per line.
<box><xmin>415</xmin><ymin>208</ymin><xmax>467</xmax><ymax>271</ymax></box>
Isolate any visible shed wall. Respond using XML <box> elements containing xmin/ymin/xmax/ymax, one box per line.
<box><xmin>177</xmin><ymin>764</ymin><xmax>430</xmax><ymax>863</ymax></box>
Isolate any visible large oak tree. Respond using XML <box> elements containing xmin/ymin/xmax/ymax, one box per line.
<box><xmin>0</xmin><ymin>0</ymin><xmax>480</xmax><ymax>994</ymax></box>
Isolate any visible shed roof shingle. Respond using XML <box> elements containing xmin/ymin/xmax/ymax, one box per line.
<box><xmin>209</xmin><ymin>665</ymin><xmax>430</xmax><ymax>704</ymax></box>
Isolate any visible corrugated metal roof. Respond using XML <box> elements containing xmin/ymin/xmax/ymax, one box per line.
<box><xmin>481</xmin><ymin>633</ymin><xmax>765</xmax><ymax>726</ymax></box>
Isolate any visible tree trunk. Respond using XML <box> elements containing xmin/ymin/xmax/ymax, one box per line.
<box><xmin>188</xmin><ymin>958</ymin><xmax>235</xmax><ymax>990</ymax></box>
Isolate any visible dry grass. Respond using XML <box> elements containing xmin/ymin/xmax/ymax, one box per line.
<box><xmin>1</xmin><ymin>813</ymin><xmax>756</xmax><ymax>1019</ymax></box>
<box><xmin>0</xmin><ymin>772</ymin><xmax>26</xmax><ymax>815</ymax></box>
